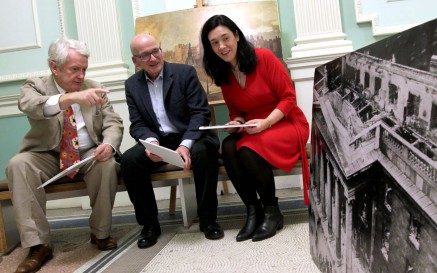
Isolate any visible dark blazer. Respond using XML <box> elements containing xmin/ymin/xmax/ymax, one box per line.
<box><xmin>125</xmin><ymin>62</ymin><xmax>219</xmax><ymax>147</ymax></box>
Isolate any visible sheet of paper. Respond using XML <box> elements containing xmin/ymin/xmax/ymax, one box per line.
<box><xmin>198</xmin><ymin>124</ymin><xmax>257</xmax><ymax>130</ymax></box>
<box><xmin>37</xmin><ymin>155</ymin><xmax>95</xmax><ymax>189</ymax></box>
<box><xmin>139</xmin><ymin>139</ymin><xmax>185</xmax><ymax>169</ymax></box>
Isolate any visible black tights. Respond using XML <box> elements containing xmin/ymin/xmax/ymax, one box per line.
<box><xmin>222</xmin><ymin>134</ymin><xmax>277</xmax><ymax>207</ymax></box>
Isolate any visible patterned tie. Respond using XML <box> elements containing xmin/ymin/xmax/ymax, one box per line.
<box><xmin>60</xmin><ymin>106</ymin><xmax>80</xmax><ymax>178</ymax></box>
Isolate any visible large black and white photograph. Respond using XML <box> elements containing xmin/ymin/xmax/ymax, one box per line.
<box><xmin>310</xmin><ymin>18</ymin><xmax>437</xmax><ymax>273</ymax></box>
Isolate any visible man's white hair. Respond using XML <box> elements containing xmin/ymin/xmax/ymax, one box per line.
<box><xmin>47</xmin><ymin>38</ymin><xmax>89</xmax><ymax>67</ymax></box>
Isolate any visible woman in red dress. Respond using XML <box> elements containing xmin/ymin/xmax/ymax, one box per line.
<box><xmin>201</xmin><ymin>15</ymin><xmax>309</xmax><ymax>242</ymax></box>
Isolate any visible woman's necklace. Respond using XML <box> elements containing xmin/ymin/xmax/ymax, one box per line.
<box><xmin>232</xmin><ymin>66</ymin><xmax>245</xmax><ymax>90</ymax></box>
<box><xmin>235</xmin><ymin>70</ymin><xmax>241</xmax><ymax>85</ymax></box>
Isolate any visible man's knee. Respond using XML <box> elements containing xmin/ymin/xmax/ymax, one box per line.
<box><xmin>120</xmin><ymin>144</ymin><xmax>143</xmax><ymax>166</ymax></box>
<box><xmin>85</xmin><ymin>159</ymin><xmax>119</xmax><ymax>192</ymax></box>
<box><xmin>6</xmin><ymin>154</ymin><xmax>25</xmax><ymax>188</ymax></box>
<box><xmin>92</xmin><ymin>158</ymin><xmax>119</xmax><ymax>174</ymax></box>
<box><xmin>7</xmin><ymin>153</ymin><xmax>29</xmax><ymax>170</ymax></box>
<box><xmin>6</xmin><ymin>153</ymin><xmax>39</xmax><ymax>183</ymax></box>
<box><xmin>192</xmin><ymin>143</ymin><xmax>218</xmax><ymax>169</ymax></box>
<box><xmin>193</xmin><ymin>138</ymin><xmax>218</xmax><ymax>154</ymax></box>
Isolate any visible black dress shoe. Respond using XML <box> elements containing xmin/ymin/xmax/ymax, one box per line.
<box><xmin>138</xmin><ymin>226</ymin><xmax>161</xmax><ymax>249</ymax></box>
<box><xmin>200</xmin><ymin>222</ymin><xmax>224</xmax><ymax>240</ymax></box>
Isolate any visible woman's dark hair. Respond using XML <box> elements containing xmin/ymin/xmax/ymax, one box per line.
<box><xmin>200</xmin><ymin>14</ymin><xmax>257</xmax><ymax>86</ymax></box>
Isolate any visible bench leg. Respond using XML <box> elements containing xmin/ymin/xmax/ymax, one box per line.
<box><xmin>299</xmin><ymin>174</ymin><xmax>304</xmax><ymax>190</ymax></box>
<box><xmin>221</xmin><ymin>181</ymin><xmax>229</xmax><ymax>195</ymax></box>
<box><xmin>169</xmin><ymin>186</ymin><xmax>177</xmax><ymax>215</ymax></box>
<box><xmin>178</xmin><ymin>178</ymin><xmax>197</xmax><ymax>228</ymax></box>
<box><xmin>0</xmin><ymin>199</ymin><xmax>20</xmax><ymax>256</ymax></box>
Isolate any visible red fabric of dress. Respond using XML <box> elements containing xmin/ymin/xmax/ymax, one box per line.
<box><xmin>221</xmin><ymin>48</ymin><xmax>310</xmax><ymax>204</ymax></box>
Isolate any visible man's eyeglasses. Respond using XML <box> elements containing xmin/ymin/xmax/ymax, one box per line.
<box><xmin>134</xmin><ymin>48</ymin><xmax>162</xmax><ymax>61</ymax></box>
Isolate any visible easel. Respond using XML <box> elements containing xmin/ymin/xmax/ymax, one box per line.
<box><xmin>194</xmin><ymin>0</ymin><xmax>207</xmax><ymax>8</ymax></box>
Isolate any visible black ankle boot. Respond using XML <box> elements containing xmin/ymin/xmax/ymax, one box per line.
<box><xmin>236</xmin><ymin>201</ymin><xmax>263</xmax><ymax>242</ymax></box>
<box><xmin>252</xmin><ymin>204</ymin><xmax>283</xmax><ymax>242</ymax></box>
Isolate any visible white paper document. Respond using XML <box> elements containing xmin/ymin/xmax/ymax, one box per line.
<box><xmin>139</xmin><ymin>139</ymin><xmax>185</xmax><ymax>169</ymax></box>
<box><xmin>198</xmin><ymin>124</ymin><xmax>257</xmax><ymax>130</ymax></box>
<box><xmin>37</xmin><ymin>155</ymin><xmax>95</xmax><ymax>189</ymax></box>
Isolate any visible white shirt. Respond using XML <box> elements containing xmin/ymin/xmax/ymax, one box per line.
<box><xmin>43</xmin><ymin>82</ymin><xmax>94</xmax><ymax>151</ymax></box>
<box><xmin>146</xmin><ymin>71</ymin><xmax>179</xmax><ymax>135</ymax></box>
<box><xmin>145</xmin><ymin>71</ymin><xmax>193</xmax><ymax>149</ymax></box>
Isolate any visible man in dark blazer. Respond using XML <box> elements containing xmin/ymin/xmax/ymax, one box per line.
<box><xmin>121</xmin><ymin>34</ymin><xmax>223</xmax><ymax>249</ymax></box>
<box><xmin>6</xmin><ymin>38</ymin><xmax>123</xmax><ymax>273</ymax></box>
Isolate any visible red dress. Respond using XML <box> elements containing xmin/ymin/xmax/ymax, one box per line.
<box><xmin>221</xmin><ymin>48</ymin><xmax>310</xmax><ymax>204</ymax></box>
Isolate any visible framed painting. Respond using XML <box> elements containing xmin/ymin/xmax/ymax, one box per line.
<box><xmin>135</xmin><ymin>1</ymin><xmax>282</xmax><ymax>96</ymax></box>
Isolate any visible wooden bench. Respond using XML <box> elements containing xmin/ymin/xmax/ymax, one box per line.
<box><xmin>0</xmin><ymin>163</ymin><xmax>199</xmax><ymax>255</ymax></box>
<box><xmin>0</xmin><ymin>142</ymin><xmax>310</xmax><ymax>255</ymax></box>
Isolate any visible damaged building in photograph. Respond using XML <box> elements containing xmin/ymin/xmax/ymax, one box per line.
<box><xmin>309</xmin><ymin>18</ymin><xmax>437</xmax><ymax>273</ymax></box>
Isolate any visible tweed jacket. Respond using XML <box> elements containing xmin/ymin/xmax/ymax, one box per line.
<box><xmin>18</xmin><ymin>76</ymin><xmax>123</xmax><ymax>154</ymax></box>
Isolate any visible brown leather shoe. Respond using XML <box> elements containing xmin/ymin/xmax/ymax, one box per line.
<box><xmin>90</xmin><ymin>233</ymin><xmax>117</xmax><ymax>250</ymax></box>
<box><xmin>15</xmin><ymin>244</ymin><xmax>53</xmax><ymax>273</ymax></box>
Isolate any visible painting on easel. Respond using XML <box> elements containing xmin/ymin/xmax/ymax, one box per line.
<box><xmin>134</xmin><ymin>1</ymin><xmax>282</xmax><ymax>95</ymax></box>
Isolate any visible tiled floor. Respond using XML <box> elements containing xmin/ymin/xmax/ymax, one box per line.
<box><xmin>1</xmin><ymin>187</ymin><xmax>308</xmax><ymax>273</ymax></box>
